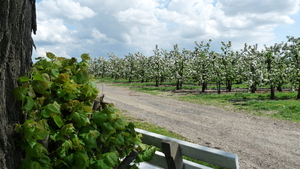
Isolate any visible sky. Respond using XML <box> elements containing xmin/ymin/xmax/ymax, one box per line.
<box><xmin>32</xmin><ymin>0</ymin><xmax>300</xmax><ymax>60</ymax></box>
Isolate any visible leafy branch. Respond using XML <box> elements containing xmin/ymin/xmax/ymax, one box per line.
<box><xmin>13</xmin><ymin>52</ymin><xmax>155</xmax><ymax>169</ymax></box>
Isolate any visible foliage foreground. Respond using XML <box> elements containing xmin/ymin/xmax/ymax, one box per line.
<box><xmin>13</xmin><ymin>53</ymin><xmax>155</xmax><ymax>169</ymax></box>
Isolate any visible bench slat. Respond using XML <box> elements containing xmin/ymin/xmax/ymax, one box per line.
<box><xmin>136</xmin><ymin>128</ymin><xmax>239</xmax><ymax>169</ymax></box>
<box><xmin>144</xmin><ymin>151</ymin><xmax>214</xmax><ymax>169</ymax></box>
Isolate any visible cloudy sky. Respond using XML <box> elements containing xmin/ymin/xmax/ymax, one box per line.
<box><xmin>33</xmin><ymin>0</ymin><xmax>300</xmax><ymax>60</ymax></box>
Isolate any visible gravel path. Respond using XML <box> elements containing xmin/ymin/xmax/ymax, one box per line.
<box><xmin>98</xmin><ymin>84</ymin><xmax>300</xmax><ymax>169</ymax></box>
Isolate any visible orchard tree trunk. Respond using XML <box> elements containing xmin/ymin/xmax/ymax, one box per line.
<box><xmin>0</xmin><ymin>0</ymin><xmax>36</xmax><ymax>168</ymax></box>
<box><xmin>270</xmin><ymin>85</ymin><xmax>275</xmax><ymax>100</ymax></box>
<box><xmin>201</xmin><ymin>81</ymin><xmax>207</xmax><ymax>92</ymax></box>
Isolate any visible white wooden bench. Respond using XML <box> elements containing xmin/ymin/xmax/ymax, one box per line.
<box><xmin>135</xmin><ymin>128</ymin><xmax>239</xmax><ymax>169</ymax></box>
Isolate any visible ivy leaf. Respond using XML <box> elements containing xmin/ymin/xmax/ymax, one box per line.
<box><xmin>46</xmin><ymin>52</ymin><xmax>56</xmax><ymax>60</ymax></box>
<box><xmin>60</xmin><ymin>123</ymin><xmax>75</xmax><ymax>136</ymax></box>
<box><xmin>57</xmin><ymin>89</ymin><xmax>66</xmax><ymax>98</ymax></box>
<box><xmin>73</xmin><ymin>152</ymin><xmax>89</xmax><ymax>168</ymax></box>
<box><xmin>44</xmin><ymin>102</ymin><xmax>61</xmax><ymax>116</ymax></box>
<box><xmin>81</xmin><ymin>53</ymin><xmax>91</xmax><ymax>61</ymax></box>
<box><xmin>18</xmin><ymin>76</ymin><xmax>30</xmax><ymax>83</ymax></box>
<box><xmin>33</xmin><ymin>81</ymin><xmax>48</xmax><ymax>94</ymax></box>
<box><xmin>103</xmin><ymin>106</ymin><xmax>116</xmax><ymax>114</ymax></box>
<box><xmin>113</xmin><ymin>118</ymin><xmax>126</xmax><ymax>130</ymax></box>
<box><xmin>135</xmin><ymin>145</ymin><xmax>156</xmax><ymax>163</ymax></box>
<box><xmin>27</xmin><ymin>139</ymin><xmax>37</xmax><ymax>148</ymax></box>
<box><xmin>81</xmin><ymin>130</ymin><xmax>100</xmax><ymax>150</ymax></box>
<box><xmin>92</xmin><ymin>111</ymin><xmax>108</xmax><ymax>125</ymax></box>
<box><xmin>63</xmin><ymin>82</ymin><xmax>79</xmax><ymax>93</ymax></box>
<box><xmin>32</xmin><ymin>73</ymin><xmax>46</xmax><ymax>82</ymax></box>
<box><xmin>51</xmin><ymin>69</ymin><xmax>59</xmax><ymax>77</ymax></box>
<box><xmin>13</xmin><ymin>86</ymin><xmax>28</xmax><ymax>101</ymax></box>
<box><xmin>91</xmin><ymin>159</ymin><xmax>111</xmax><ymax>169</ymax></box>
<box><xmin>63</xmin><ymin>153</ymin><xmax>74</xmax><ymax>166</ymax></box>
<box><xmin>52</xmin><ymin>60</ymin><xmax>62</xmax><ymax>69</ymax></box>
<box><xmin>23</xmin><ymin>96</ymin><xmax>35</xmax><ymax>111</ymax></box>
<box><xmin>104</xmin><ymin>151</ymin><xmax>119</xmax><ymax>167</ymax></box>
<box><xmin>23</xmin><ymin>120</ymin><xmax>36</xmax><ymax>140</ymax></box>
<box><xmin>63</xmin><ymin>93</ymin><xmax>77</xmax><ymax>100</ymax></box>
<box><xmin>53</xmin><ymin>115</ymin><xmax>64</xmax><ymax>128</ymax></box>
<box><xmin>138</xmin><ymin>146</ymin><xmax>156</xmax><ymax>162</ymax></box>
<box><xmin>81</xmin><ymin>70</ymin><xmax>90</xmax><ymax>82</ymax></box>
<box><xmin>114</xmin><ymin>133</ymin><xmax>124</xmax><ymax>146</ymax></box>
<box><xmin>33</xmin><ymin>120</ymin><xmax>50</xmax><ymax>140</ymax></box>
<box><xmin>73</xmin><ymin>72</ymin><xmax>83</xmax><ymax>84</ymax></box>
<box><xmin>57</xmin><ymin>73</ymin><xmax>69</xmax><ymax>83</ymax></box>
<box><xmin>101</xmin><ymin>122</ymin><xmax>115</xmax><ymax>133</ymax></box>
<box><xmin>41</xmin><ymin>109</ymin><xmax>50</xmax><ymax>118</ymax></box>
<box><xmin>39</xmin><ymin>154</ymin><xmax>51</xmax><ymax>165</ymax></box>
<box><xmin>25</xmin><ymin>143</ymin><xmax>48</xmax><ymax>158</ymax></box>
<box><xmin>29</xmin><ymin>161</ymin><xmax>42</xmax><ymax>169</ymax></box>
<box><xmin>71</xmin><ymin>111</ymin><xmax>90</xmax><ymax>127</ymax></box>
<box><xmin>56</xmin><ymin>140</ymin><xmax>72</xmax><ymax>158</ymax></box>
<box><xmin>27</xmin><ymin>86</ymin><xmax>36</xmax><ymax>98</ymax></box>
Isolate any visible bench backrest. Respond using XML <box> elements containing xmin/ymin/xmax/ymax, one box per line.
<box><xmin>135</xmin><ymin>128</ymin><xmax>239</xmax><ymax>169</ymax></box>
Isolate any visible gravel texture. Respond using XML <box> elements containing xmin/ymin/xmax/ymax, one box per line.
<box><xmin>98</xmin><ymin>84</ymin><xmax>300</xmax><ymax>169</ymax></box>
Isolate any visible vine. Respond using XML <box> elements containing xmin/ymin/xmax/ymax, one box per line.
<box><xmin>13</xmin><ymin>52</ymin><xmax>155</xmax><ymax>169</ymax></box>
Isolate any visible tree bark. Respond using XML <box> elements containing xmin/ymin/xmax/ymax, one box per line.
<box><xmin>0</xmin><ymin>0</ymin><xmax>36</xmax><ymax>168</ymax></box>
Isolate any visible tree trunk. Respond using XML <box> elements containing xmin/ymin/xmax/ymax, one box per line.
<box><xmin>201</xmin><ymin>81</ymin><xmax>207</xmax><ymax>92</ymax></box>
<box><xmin>297</xmin><ymin>81</ymin><xmax>300</xmax><ymax>100</ymax></box>
<box><xmin>0</xmin><ymin>0</ymin><xmax>36</xmax><ymax>168</ymax></box>
<box><xmin>270</xmin><ymin>85</ymin><xmax>275</xmax><ymax>100</ymax></box>
<box><xmin>217</xmin><ymin>81</ymin><xmax>221</xmax><ymax>94</ymax></box>
<box><xmin>277</xmin><ymin>85</ymin><xmax>282</xmax><ymax>92</ymax></box>
<box><xmin>250</xmin><ymin>84</ymin><xmax>256</xmax><ymax>93</ymax></box>
<box><xmin>226</xmin><ymin>79</ymin><xmax>232</xmax><ymax>92</ymax></box>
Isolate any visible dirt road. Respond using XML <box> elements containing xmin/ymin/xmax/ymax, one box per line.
<box><xmin>98</xmin><ymin>84</ymin><xmax>300</xmax><ymax>169</ymax></box>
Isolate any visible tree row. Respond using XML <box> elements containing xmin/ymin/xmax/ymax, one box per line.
<box><xmin>89</xmin><ymin>36</ymin><xmax>300</xmax><ymax>100</ymax></box>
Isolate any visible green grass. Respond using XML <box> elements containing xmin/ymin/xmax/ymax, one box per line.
<box><xmin>175</xmin><ymin>92</ymin><xmax>300</xmax><ymax>122</ymax></box>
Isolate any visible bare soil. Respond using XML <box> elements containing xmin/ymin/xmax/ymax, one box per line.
<box><xmin>98</xmin><ymin>84</ymin><xmax>300</xmax><ymax>169</ymax></box>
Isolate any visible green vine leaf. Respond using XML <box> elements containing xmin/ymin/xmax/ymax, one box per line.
<box><xmin>53</xmin><ymin>115</ymin><xmax>64</xmax><ymax>128</ymax></box>
<box><xmin>104</xmin><ymin>151</ymin><xmax>119</xmax><ymax>167</ymax></box>
<box><xmin>73</xmin><ymin>151</ymin><xmax>89</xmax><ymax>168</ymax></box>
<box><xmin>32</xmin><ymin>74</ymin><xmax>46</xmax><ymax>82</ymax></box>
<box><xmin>29</xmin><ymin>161</ymin><xmax>42</xmax><ymax>169</ymax></box>
<box><xmin>81</xmin><ymin>53</ymin><xmax>91</xmax><ymax>61</ymax></box>
<box><xmin>91</xmin><ymin>159</ymin><xmax>111</xmax><ymax>169</ymax></box>
<box><xmin>23</xmin><ymin>120</ymin><xmax>36</xmax><ymax>140</ymax></box>
<box><xmin>13</xmin><ymin>53</ymin><xmax>154</xmax><ymax>168</ymax></box>
<box><xmin>13</xmin><ymin>86</ymin><xmax>28</xmax><ymax>101</ymax></box>
<box><xmin>43</xmin><ymin>102</ymin><xmax>61</xmax><ymax>117</ymax></box>
<box><xmin>25</xmin><ymin>142</ymin><xmax>48</xmax><ymax>158</ymax></box>
<box><xmin>81</xmin><ymin>130</ymin><xmax>100</xmax><ymax>150</ymax></box>
<box><xmin>60</xmin><ymin>123</ymin><xmax>75</xmax><ymax>136</ymax></box>
<box><xmin>18</xmin><ymin>76</ymin><xmax>31</xmax><ymax>83</ymax></box>
<box><xmin>27</xmin><ymin>86</ymin><xmax>36</xmax><ymax>98</ymax></box>
<box><xmin>57</xmin><ymin>73</ymin><xmax>69</xmax><ymax>83</ymax></box>
<box><xmin>71</xmin><ymin>111</ymin><xmax>90</xmax><ymax>127</ymax></box>
<box><xmin>33</xmin><ymin>120</ymin><xmax>49</xmax><ymax>140</ymax></box>
<box><xmin>46</xmin><ymin>52</ymin><xmax>56</xmax><ymax>60</ymax></box>
<box><xmin>23</xmin><ymin>96</ymin><xmax>35</xmax><ymax>111</ymax></box>
<box><xmin>51</xmin><ymin>69</ymin><xmax>59</xmax><ymax>77</ymax></box>
<box><xmin>92</xmin><ymin>111</ymin><xmax>108</xmax><ymax>125</ymax></box>
<box><xmin>56</xmin><ymin>140</ymin><xmax>72</xmax><ymax>158</ymax></box>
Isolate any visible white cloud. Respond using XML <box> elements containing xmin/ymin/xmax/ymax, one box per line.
<box><xmin>33</xmin><ymin>0</ymin><xmax>300</xmax><ymax>59</ymax></box>
<box><xmin>37</xmin><ymin>0</ymin><xmax>96</xmax><ymax>20</ymax></box>
<box><xmin>34</xmin><ymin>19</ymin><xmax>73</xmax><ymax>45</ymax></box>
